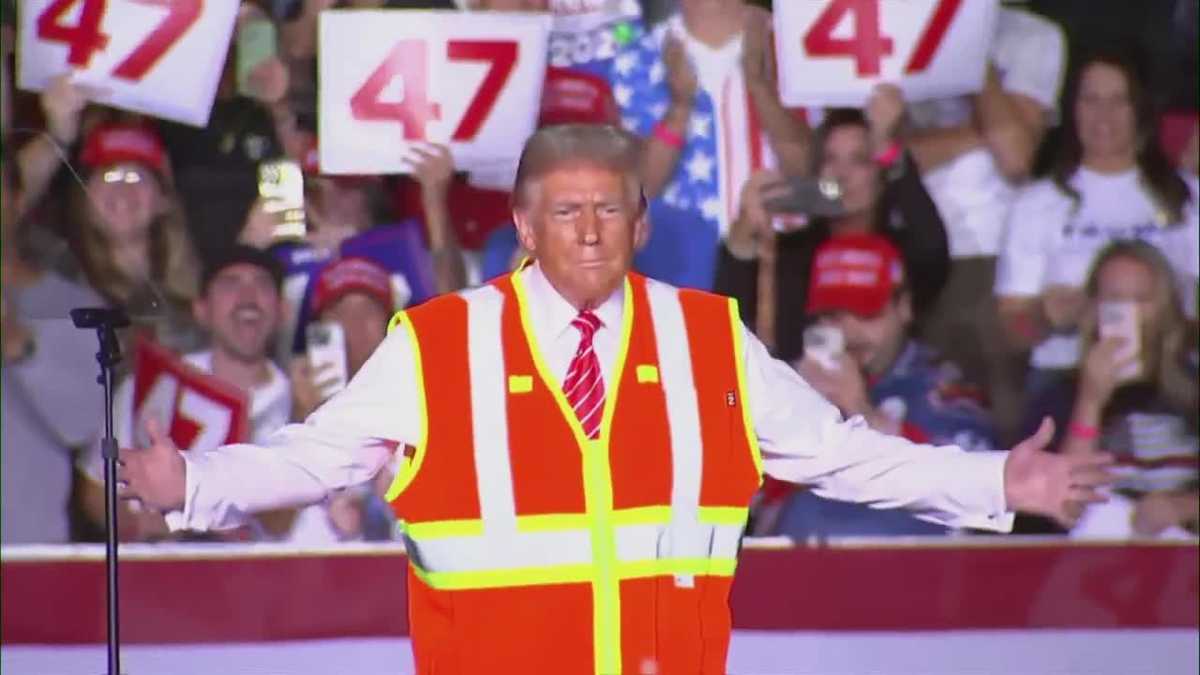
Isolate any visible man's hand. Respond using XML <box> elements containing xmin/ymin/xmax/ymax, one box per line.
<box><xmin>1003</xmin><ymin>417</ymin><xmax>1114</xmax><ymax>527</ymax></box>
<box><xmin>117</xmin><ymin>418</ymin><xmax>187</xmax><ymax>513</ymax></box>
<box><xmin>289</xmin><ymin>355</ymin><xmax>338</xmax><ymax>422</ymax></box>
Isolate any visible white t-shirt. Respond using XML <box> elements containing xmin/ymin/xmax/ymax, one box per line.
<box><xmin>909</xmin><ymin>8</ymin><xmax>1066</xmax><ymax>258</ymax></box>
<box><xmin>996</xmin><ymin>168</ymin><xmax>1200</xmax><ymax>368</ymax></box>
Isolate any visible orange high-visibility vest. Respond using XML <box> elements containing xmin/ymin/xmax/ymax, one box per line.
<box><xmin>384</xmin><ymin>270</ymin><xmax>763</xmax><ymax>675</ymax></box>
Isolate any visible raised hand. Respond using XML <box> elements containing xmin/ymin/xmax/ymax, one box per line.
<box><xmin>117</xmin><ymin>417</ymin><xmax>187</xmax><ymax>513</ymax></box>
<box><xmin>865</xmin><ymin>83</ymin><xmax>905</xmax><ymax>152</ymax></box>
<box><xmin>1003</xmin><ymin>417</ymin><xmax>1115</xmax><ymax>527</ymax></box>
<box><xmin>41</xmin><ymin>74</ymin><xmax>105</xmax><ymax>146</ymax></box>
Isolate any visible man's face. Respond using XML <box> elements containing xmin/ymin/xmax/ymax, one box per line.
<box><xmin>513</xmin><ymin>164</ymin><xmax>646</xmax><ymax>309</ymax></box>
<box><xmin>822</xmin><ymin>294</ymin><xmax>911</xmax><ymax>377</ymax></box>
<box><xmin>320</xmin><ymin>292</ymin><xmax>389</xmax><ymax>378</ymax></box>
<box><xmin>194</xmin><ymin>264</ymin><xmax>282</xmax><ymax>363</ymax></box>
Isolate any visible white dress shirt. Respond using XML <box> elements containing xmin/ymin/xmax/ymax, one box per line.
<box><xmin>173</xmin><ymin>264</ymin><xmax>1014</xmax><ymax>532</ymax></box>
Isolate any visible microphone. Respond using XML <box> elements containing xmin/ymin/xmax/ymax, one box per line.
<box><xmin>69</xmin><ymin>306</ymin><xmax>130</xmax><ymax>330</ymax></box>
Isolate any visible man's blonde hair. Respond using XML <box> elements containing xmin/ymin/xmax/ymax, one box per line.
<box><xmin>511</xmin><ymin>124</ymin><xmax>644</xmax><ymax>210</ymax></box>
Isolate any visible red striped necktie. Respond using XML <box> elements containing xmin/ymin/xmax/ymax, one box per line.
<box><xmin>563</xmin><ymin>310</ymin><xmax>605</xmax><ymax>440</ymax></box>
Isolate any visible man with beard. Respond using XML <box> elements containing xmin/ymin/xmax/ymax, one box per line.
<box><xmin>79</xmin><ymin>246</ymin><xmax>293</xmax><ymax>540</ymax></box>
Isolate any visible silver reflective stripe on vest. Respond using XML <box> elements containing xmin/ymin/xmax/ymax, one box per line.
<box><xmin>613</xmin><ymin>521</ymin><xmax>743</xmax><ymax>562</ymax></box>
<box><xmin>403</xmin><ymin>528</ymin><xmax>594</xmax><ymax>574</ymax></box>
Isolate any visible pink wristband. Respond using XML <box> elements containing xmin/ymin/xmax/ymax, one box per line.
<box><xmin>652</xmin><ymin>122</ymin><xmax>685</xmax><ymax>149</ymax></box>
<box><xmin>1068</xmin><ymin>421</ymin><xmax>1099</xmax><ymax>440</ymax></box>
<box><xmin>873</xmin><ymin>141</ymin><xmax>902</xmax><ymax>168</ymax></box>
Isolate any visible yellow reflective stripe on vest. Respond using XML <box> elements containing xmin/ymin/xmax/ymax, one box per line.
<box><xmin>514</xmin><ymin>271</ymin><xmax>634</xmax><ymax>675</ymax></box>
<box><xmin>728</xmin><ymin>298</ymin><xmax>764</xmax><ymax>481</ymax></box>
<box><xmin>383</xmin><ymin>311</ymin><xmax>428</xmax><ymax>502</ymax></box>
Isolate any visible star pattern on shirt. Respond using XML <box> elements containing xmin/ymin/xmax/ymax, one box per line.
<box><xmin>685</xmin><ymin>150</ymin><xmax>715</xmax><ymax>183</ymax></box>
<box><xmin>614</xmin><ymin>51</ymin><xmax>638</xmax><ymax>77</ymax></box>
<box><xmin>689</xmin><ymin>114</ymin><xmax>712</xmax><ymax>139</ymax></box>
<box><xmin>649</xmin><ymin>61</ymin><xmax>665</xmax><ymax>84</ymax></box>
<box><xmin>613</xmin><ymin>82</ymin><xmax>633</xmax><ymax>108</ymax></box>
<box><xmin>700</xmin><ymin>196</ymin><xmax>723</xmax><ymax>222</ymax></box>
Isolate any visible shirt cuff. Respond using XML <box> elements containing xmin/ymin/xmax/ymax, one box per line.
<box><xmin>164</xmin><ymin>451</ymin><xmax>226</xmax><ymax>532</ymax></box>
<box><xmin>955</xmin><ymin>450</ymin><xmax>1015</xmax><ymax>533</ymax></box>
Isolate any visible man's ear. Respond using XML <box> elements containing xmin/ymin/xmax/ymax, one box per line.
<box><xmin>512</xmin><ymin>207</ymin><xmax>538</xmax><ymax>254</ymax></box>
<box><xmin>632</xmin><ymin>206</ymin><xmax>651</xmax><ymax>251</ymax></box>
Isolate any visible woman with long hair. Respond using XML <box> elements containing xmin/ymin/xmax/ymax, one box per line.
<box><xmin>1022</xmin><ymin>241</ymin><xmax>1198</xmax><ymax>538</ymax></box>
<box><xmin>715</xmin><ymin>86</ymin><xmax>949</xmax><ymax>363</ymax></box>
<box><xmin>996</xmin><ymin>50</ymin><xmax>1198</xmax><ymax>384</ymax></box>
<box><xmin>62</xmin><ymin>122</ymin><xmax>202</xmax><ymax>350</ymax></box>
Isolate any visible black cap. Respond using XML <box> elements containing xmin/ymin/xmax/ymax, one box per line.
<box><xmin>201</xmin><ymin>245</ymin><xmax>284</xmax><ymax>292</ymax></box>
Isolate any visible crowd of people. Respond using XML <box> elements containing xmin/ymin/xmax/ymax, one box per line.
<box><xmin>1</xmin><ymin>0</ymin><xmax>1197</xmax><ymax>546</ymax></box>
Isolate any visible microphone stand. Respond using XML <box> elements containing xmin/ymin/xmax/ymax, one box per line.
<box><xmin>71</xmin><ymin>307</ymin><xmax>130</xmax><ymax>675</ymax></box>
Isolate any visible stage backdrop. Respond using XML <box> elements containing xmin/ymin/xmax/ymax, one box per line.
<box><xmin>2</xmin><ymin>538</ymin><xmax>1197</xmax><ymax>674</ymax></box>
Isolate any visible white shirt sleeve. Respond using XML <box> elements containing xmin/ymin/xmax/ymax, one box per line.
<box><xmin>166</xmin><ymin>327</ymin><xmax>422</xmax><ymax>531</ymax></box>
<box><xmin>995</xmin><ymin>181</ymin><xmax>1065</xmax><ymax>297</ymax></box>
<box><xmin>742</xmin><ymin>325</ymin><xmax>1014</xmax><ymax>532</ymax></box>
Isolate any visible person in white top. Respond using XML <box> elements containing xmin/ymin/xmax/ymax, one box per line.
<box><xmin>80</xmin><ymin>247</ymin><xmax>356</xmax><ymax>543</ymax></box>
<box><xmin>996</xmin><ymin>52</ymin><xmax>1200</xmax><ymax>381</ymax></box>
<box><xmin>907</xmin><ymin>6</ymin><xmax>1066</xmax><ymax>435</ymax></box>
<box><xmin>117</xmin><ymin>125</ymin><xmax>1107</xmax><ymax>563</ymax></box>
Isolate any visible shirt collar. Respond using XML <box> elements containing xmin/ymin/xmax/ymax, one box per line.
<box><xmin>520</xmin><ymin>262</ymin><xmax>626</xmax><ymax>342</ymax></box>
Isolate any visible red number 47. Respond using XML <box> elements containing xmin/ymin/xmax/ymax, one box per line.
<box><xmin>803</xmin><ymin>0</ymin><xmax>963</xmax><ymax>76</ymax></box>
<box><xmin>37</xmin><ymin>0</ymin><xmax>203</xmax><ymax>81</ymax></box>
<box><xmin>351</xmin><ymin>39</ymin><xmax>518</xmax><ymax>142</ymax></box>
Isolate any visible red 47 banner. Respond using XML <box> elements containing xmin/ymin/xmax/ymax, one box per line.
<box><xmin>774</xmin><ymin>0</ymin><xmax>999</xmax><ymax>107</ymax></box>
<box><xmin>319</xmin><ymin>10</ymin><xmax>551</xmax><ymax>176</ymax></box>
<box><xmin>131</xmin><ymin>338</ymin><xmax>249</xmax><ymax>452</ymax></box>
<box><xmin>18</xmin><ymin>0</ymin><xmax>238</xmax><ymax>126</ymax></box>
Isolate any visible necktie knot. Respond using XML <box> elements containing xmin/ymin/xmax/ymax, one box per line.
<box><xmin>571</xmin><ymin>310</ymin><xmax>602</xmax><ymax>340</ymax></box>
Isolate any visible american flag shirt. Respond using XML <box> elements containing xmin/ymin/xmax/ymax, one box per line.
<box><xmin>611</xmin><ymin>16</ymin><xmax>777</xmax><ymax>290</ymax></box>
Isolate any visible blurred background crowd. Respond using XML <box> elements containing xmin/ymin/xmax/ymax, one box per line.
<box><xmin>1</xmin><ymin>0</ymin><xmax>1197</xmax><ymax>548</ymax></box>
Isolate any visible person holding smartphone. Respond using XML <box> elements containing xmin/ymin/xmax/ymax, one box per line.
<box><xmin>716</xmin><ymin>85</ymin><xmax>950</xmax><ymax>363</ymax></box>
<box><xmin>753</xmin><ymin>234</ymin><xmax>999</xmax><ymax>538</ymax></box>
<box><xmin>1021</xmin><ymin>241</ymin><xmax>1199</xmax><ymax>539</ymax></box>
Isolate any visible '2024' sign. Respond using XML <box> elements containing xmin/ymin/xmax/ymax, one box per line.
<box><xmin>319</xmin><ymin>10</ymin><xmax>551</xmax><ymax>176</ymax></box>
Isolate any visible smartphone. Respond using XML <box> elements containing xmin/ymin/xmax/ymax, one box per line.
<box><xmin>306</xmin><ymin>321</ymin><xmax>349</xmax><ymax>401</ymax></box>
<box><xmin>258</xmin><ymin>159</ymin><xmax>306</xmax><ymax>241</ymax></box>
<box><xmin>802</xmin><ymin>323</ymin><xmax>844</xmax><ymax>372</ymax></box>
<box><xmin>236</xmin><ymin>17</ymin><xmax>277</xmax><ymax>98</ymax></box>
<box><xmin>764</xmin><ymin>176</ymin><xmax>846</xmax><ymax>219</ymax></box>
<box><xmin>1098</xmin><ymin>300</ymin><xmax>1140</xmax><ymax>381</ymax></box>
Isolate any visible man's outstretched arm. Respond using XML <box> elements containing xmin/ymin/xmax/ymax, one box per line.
<box><xmin>119</xmin><ymin>326</ymin><xmax>423</xmax><ymax>531</ymax></box>
<box><xmin>740</xmin><ymin>326</ymin><xmax>1111</xmax><ymax>530</ymax></box>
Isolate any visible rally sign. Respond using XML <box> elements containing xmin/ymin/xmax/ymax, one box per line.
<box><xmin>774</xmin><ymin>0</ymin><xmax>998</xmax><ymax>107</ymax></box>
<box><xmin>17</xmin><ymin>0</ymin><xmax>238</xmax><ymax>126</ymax></box>
<box><xmin>547</xmin><ymin>0</ymin><xmax>641</xmax><ymax>70</ymax></box>
<box><xmin>131</xmin><ymin>338</ymin><xmax>249</xmax><ymax>451</ymax></box>
<box><xmin>319</xmin><ymin>10</ymin><xmax>551</xmax><ymax>175</ymax></box>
